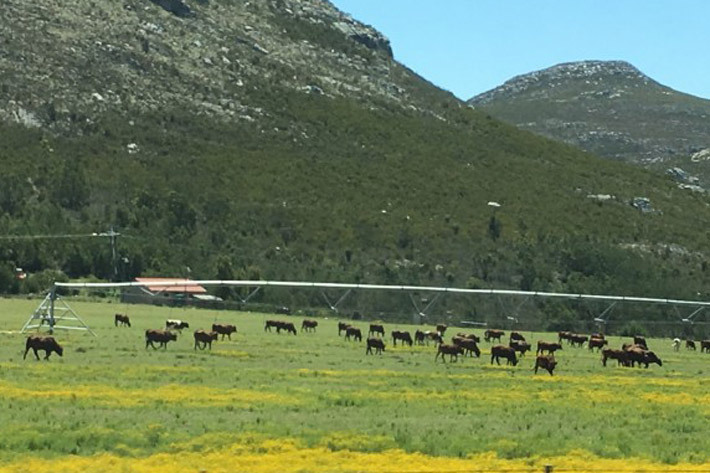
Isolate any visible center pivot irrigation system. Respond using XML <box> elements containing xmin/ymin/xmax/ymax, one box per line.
<box><xmin>20</xmin><ymin>280</ymin><xmax>710</xmax><ymax>337</ymax></box>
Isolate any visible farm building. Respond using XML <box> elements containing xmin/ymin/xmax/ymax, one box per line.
<box><xmin>120</xmin><ymin>278</ymin><xmax>223</xmax><ymax>307</ymax></box>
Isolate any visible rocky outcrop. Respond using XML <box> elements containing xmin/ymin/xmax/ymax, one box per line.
<box><xmin>149</xmin><ymin>0</ymin><xmax>195</xmax><ymax>18</ymax></box>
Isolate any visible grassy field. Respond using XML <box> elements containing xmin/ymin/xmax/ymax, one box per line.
<box><xmin>0</xmin><ymin>297</ymin><xmax>709</xmax><ymax>472</ymax></box>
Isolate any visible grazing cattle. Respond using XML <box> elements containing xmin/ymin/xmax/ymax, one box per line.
<box><xmin>601</xmin><ymin>348</ymin><xmax>629</xmax><ymax>367</ymax></box>
<box><xmin>338</xmin><ymin>322</ymin><xmax>351</xmax><ymax>336</ymax></box>
<box><xmin>490</xmin><ymin>345</ymin><xmax>518</xmax><ymax>366</ymax></box>
<box><xmin>23</xmin><ymin>335</ymin><xmax>63</xmax><ymax>360</ymax></box>
<box><xmin>114</xmin><ymin>313</ymin><xmax>131</xmax><ymax>327</ymax></box>
<box><xmin>534</xmin><ymin>355</ymin><xmax>557</xmax><ymax>376</ymax></box>
<box><xmin>436</xmin><ymin>324</ymin><xmax>448</xmax><ymax>335</ymax></box>
<box><xmin>424</xmin><ymin>330</ymin><xmax>443</xmax><ymax>345</ymax></box>
<box><xmin>510</xmin><ymin>331</ymin><xmax>526</xmax><ymax>342</ymax></box>
<box><xmin>588</xmin><ymin>337</ymin><xmax>608</xmax><ymax>351</ymax></box>
<box><xmin>212</xmin><ymin>323</ymin><xmax>237</xmax><ymax>340</ymax></box>
<box><xmin>700</xmin><ymin>340</ymin><xmax>710</xmax><ymax>353</ymax></box>
<box><xmin>625</xmin><ymin>347</ymin><xmax>662</xmax><ymax>368</ymax></box>
<box><xmin>672</xmin><ymin>338</ymin><xmax>681</xmax><ymax>352</ymax></box>
<box><xmin>392</xmin><ymin>330</ymin><xmax>413</xmax><ymax>347</ymax></box>
<box><xmin>633</xmin><ymin>335</ymin><xmax>648</xmax><ymax>349</ymax></box>
<box><xmin>366</xmin><ymin>337</ymin><xmax>386</xmax><ymax>355</ymax></box>
<box><xmin>301</xmin><ymin>319</ymin><xmax>318</xmax><ymax>333</ymax></box>
<box><xmin>369</xmin><ymin>324</ymin><xmax>385</xmax><ymax>337</ymax></box>
<box><xmin>452</xmin><ymin>336</ymin><xmax>481</xmax><ymax>357</ymax></box>
<box><xmin>537</xmin><ymin>341</ymin><xmax>563</xmax><ymax>355</ymax></box>
<box><xmin>558</xmin><ymin>331</ymin><xmax>573</xmax><ymax>344</ymax></box>
<box><xmin>686</xmin><ymin>339</ymin><xmax>697</xmax><ymax>351</ymax></box>
<box><xmin>510</xmin><ymin>340</ymin><xmax>531</xmax><ymax>357</ymax></box>
<box><xmin>414</xmin><ymin>329</ymin><xmax>426</xmax><ymax>345</ymax></box>
<box><xmin>276</xmin><ymin>306</ymin><xmax>291</xmax><ymax>315</ymax></box>
<box><xmin>194</xmin><ymin>330</ymin><xmax>218</xmax><ymax>350</ymax></box>
<box><xmin>166</xmin><ymin>319</ymin><xmax>189</xmax><ymax>331</ymax></box>
<box><xmin>435</xmin><ymin>343</ymin><xmax>464</xmax><ymax>362</ymax></box>
<box><xmin>457</xmin><ymin>332</ymin><xmax>481</xmax><ymax>343</ymax></box>
<box><xmin>569</xmin><ymin>334</ymin><xmax>588</xmax><ymax>348</ymax></box>
<box><xmin>265</xmin><ymin>320</ymin><xmax>281</xmax><ymax>332</ymax></box>
<box><xmin>277</xmin><ymin>322</ymin><xmax>297</xmax><ymax>335</ymax></box>
<box><xmin>345</xmin><ymin>327</ymin><xmax>362</xmax><ymax>342</ymax></box>
<box><xmin>145</xmin><ymin>329</ymin><xmax>178</xmax><ymax>349</ymax></box>
<box><xmin>484</xmin><ymin>329</ymin><xmax>505</xmax><ymax>342</ymax></box>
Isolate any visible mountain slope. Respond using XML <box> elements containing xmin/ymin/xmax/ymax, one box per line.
<box><xmin>1</xmin><ymin>3</ymin><xmax>710</xmax><ymax>323</ymax></box>
<box><xmin>469</xmin><ymin>61</ymin><xmax>710</xmax><ymax>176</ymax></box>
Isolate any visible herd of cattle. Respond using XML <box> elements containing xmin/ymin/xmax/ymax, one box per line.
<box><xmin>20</xmin><ymin>313</ymin><xmax>710</xmax><ymax>376</ymax></box>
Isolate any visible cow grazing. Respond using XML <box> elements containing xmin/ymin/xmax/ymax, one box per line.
<box><xmin>366</xmin><ymin>337</ymin><xmax>386</xmax><ymax>355</ymax></box>
<box><xmin>23</xmin><ymin>335</ymin><xmax>63</xmax><ymax>360</ymax></box>
<box><xmin>510</xmin><ymin>331</ymin><xmax>526</xmax><ymax>342</ymax></box>
<box><xmin>701</xmin><ymin>340</ymin><xmax>710</xmax><ymax>353</ymax></box>
<box><xmin>338</xmin><ymin>322</ymin><xmax>351</xmax><ymax>336</ymax></box>
<box><xmin>166</xmin><ymin>319</ymin><xmax>189</xmax><ymax>331</ymax></box>
<box><xmin>510</xmin><ymin>340</ymin><xmax>531</xmax><ymax>357</ymax></box>
<box><xmin>277</xmin><ymin>322</ymin><xmax>297</xmax><ymax>335</ymax></box>
<box><xmin>145</xmin><ymin>329</ymin><xmax>178</xmax><ymax>349</ymax></box>
<box><xmin>490</xmin><ymin>345</ymin><xmax>518</xmax><ymax>366</ymax></box>
<box><xmin>345</xmin><ymin>327</ymin><xmax>362</xmax><ymax>342</ymax></box>
<box><xmin>484</xmin><ymin>329</ymin><xmax>504</xmax><ymax>342</ymax></box>
<box><xmin>414</xmin><ymin>330</ymin><xmax>426</xmax><ymax>345</ymax></box>
<box><xmin>625</xmin><ymin>347</ymin><xmax>662</xmax><ymax>368</ymax></box>
<box><xmin>457</xmin><ymin>332</ymin><xmax>481</xmax><ymax>343</ymax></box>
<box><xmin>392</xmin><ymin>330</ymin><xmax>413</xmax><ymax>347</ymax></box>
<box><xmin>369</xmin><ymin>324</ymin><xmax>385</xmax><ymax>337</ymax></box>
<box><xmin>633</xmin><ymin>335</ymin><xmax>648</xmax><ymax>349</ymax></box>
<box><xmin>558</xmin><ymin>331</ymin><xmax>572</xmax><ymax>344</ymax></box>
<box><xmin>265</xmin><ymin>320</ymin><xmax>281</xmax><ymax>332</ymax></box>
<box><xmin>537</xmin><ymin>341</ymin><xmax>563</xmax><ymax>355</ymax></box>
<box><xmin>276</xmin><ymin>306</ymin><xmax>291</xmax><ymax>315</ymax></box>
<box><xmin>114</xmin><ymin>313</ymin><xmax>131</xmax><ymax>327</ymax></box>
<box><xmin>601</xmin><ymin>348</ymin><xmax>629</xmax><ymax>367</ymax></box>
<box><xmin>436</xmin><ymin>324</ymin><xmax>448</xmax><ymax>335</ymax></box>
<box><xmin>194</xmin><ymin>330</ymin><xmax>218</xmax><ymax>350</ymax></box>
<box><xmin>672</xmin><ymin>338</ymin><xmax>681</xmax><ymax>352</ymax></box>
<box><xmin>212</xmin><ymin>323</ymin><xmax>237</xmax><ymax>340</ymax></box>
<box><xmin>569</xmin><ymin>334</ymin><xmax>588</xmax><ymax>348</ymax></box>
<box><xmin>435</xmin><ymin>344</ymin><xmax>464</xmax><ymax>362</ymax></box>
<box><xmin>301</xmin><ymin>319</ymin><xmax>318</xmax><ymax>333</ymax></box>
<box><xmin>423</xmin><ymin>330</ymin><xmax>443</xmax><ymax>345</ymax></box>
<box><xmin>588</xmin><ymin>337</ymin><xmax>608</xmax><ymax>352</ymax></box>
<box><xmin>452</xmin><ymin>336</ymin><xmax>481</xmax><ymax>357</ymax></box>
<box><xmin>534</xmin><ymin>355</ymin><xmax>557</xmax><ymax>376</ymax></box>
<box><xmin>686</xmin><ymin>339</ymin><xmax>697</xmax><ymax>351</ymax></box>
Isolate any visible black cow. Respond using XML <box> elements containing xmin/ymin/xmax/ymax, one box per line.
<box><xmin>484</xmin><ymin>329</ymin><xmax>505</xmax><ymax>342</ymax></box>
<box><xmin>212</xmin><ymin>323</ymin><xmax>237</xmax><ymax>340</ymax></box>
<box><xmin>277</xmin><ymin>322</ymin><xmax>297</xmax><ymax>335</ymax></box>
<box><xmin>23</xmin><ymin>335</ymin><xmax>63</xmax><ymax>360</ymax></box>
<box><xmin>366</xmin><ymin>337</ymin><xmax>386</xmax><ymax>355</ymax></box>
<box><xmin>490</xmin><ymin>345</ymin><xmax>518</xmax><ymax>366</ymax></box>
<box><xmin>392</xmin><ymin>330</ymin><xmax>413</xmax><ymax>347</ymax></box>
<box><xmin>301</xmin><ymin>319</ymin><xmax>318</xmax><ymax>333</ymax></box>
<box><xmin>633</xmin><ymin>335</ymin><xmax>648</xmax><ymax>349</ymax></box>
<box><xmin>369</xmin><ymin>324</ymin><xmax>385</xmax><ymax>337</ymax></box>
<box><xmin>510</xmin><ymin>331</ymin><xmax>526</xmax><ymax>342</ymax></box>
<box><xmin>534</xmin><ymin>355</ymin><xmax>557</xmax><ymax>376</ymax></box>
<box><xmin>194</xmin><ymin>330</ymin><xmax>218</xmax><ymax>350</ymax></box>
<box><xmin>510</xmin><ymin>340</ymin><xmax>532</xmax><ymax>356</ymax></box>
<box><xmin>452</xmin><ymin>336</ymin><xmax>481</xmax><ymax>357</ymax></box>
<box><xmin>345</xmin><ymin>327</ymin><xmax>362</xmax><ymax>342</ymax></box>
<box><xmin>114</xmin><ymin>313</ymin><xmax>131</xmax><ymax>327</ymax></box>
<box><xmin>338</xmin><ymin>322</ymin><xmax>351</xmax><ymax>336</ymax></box>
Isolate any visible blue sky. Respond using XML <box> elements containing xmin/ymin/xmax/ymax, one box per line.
<box><xmin>331</xmin><ymin>0</ymin><xmax>710</xmax><ymax>100</ymax></box>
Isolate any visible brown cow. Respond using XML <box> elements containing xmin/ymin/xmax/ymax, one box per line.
<box><xmin>569</xmin><ymin>334</ymin><xmax>588</xmax><ymax>348</ymax></box>
<box><xmin>625</xmin><ymin>346</ymin><xmax>662</xmax><ymax>368</ymax></box>
<box><xmin>301</xmin><ymin>319</ymin><xmax>318</xmax><ymax>333</ymax></box>
<box><xmin>436</xmin><ymin>324</ymin><xmax>448</xmax><ymax>335</ymax></box>
<box><xmin>558</xmin><ymin>331</ymin><xmax>573</xmax><ymax>344</ymax></box>
<box><xmin>366</xmin><ymin>337</ymin><xmax>386</xmax><ymax>355</ymax></box>
<box><xmin>457</xmin><ymin>332</ymin><xmax>481</xmax><ymax>343</ymax></box>
<box><xmin>510</xmin><ymin>331</ymin><xmax>526</xmax><ymax>342</ymax></box>
<box><xmin>590</xmin><ymin>332</ymin><xmax>605</xmax><ymax>340</ymax></box>
<box><xmin>194</xmin><ymin>330</ymin><xmax>218</xmax><ymax>350</ymax></box>
<box><xmin>453</xmin><ymin>337</ymin><xmax>481</xmax><ymax>358</ymax></box>
<box><xmin>424</xmin><ymin>330</ymin><xmax>443</xmax><ymax>345</ymax></box>
<box><xmin>484</xmin><ymin>329</ymin><xmax>504</xmax><ymax>342</ymax></box>
<box><xmin>369</xmin><ymin>324</ymin><xmax>385</xmax><ymax>337</ymax></box>
<box><xmin>265</xmin><ymin>320</ymin><xmax>281</xmax><ymax>332</ymax></box>
<box><xmin>277</xmin><ymin>322</ymin><xmax>297</xmax><ymax>335</ymax></box>
<box><xmin>510</xmin><ymin>340</ymin><xmax>531</xmax><ymax>357</ymax></box>
<box><xmin>537</xmin><ymin>341</ymin><xmax>563</xmax><ymax>355</ymax></box>
<box><xmin>435</xmin><ymin>343</ymin><xmax>464</xmax><ymax>362</ymax></box>
<box><xmin>212</xmin><ymin>323</ymin><xmax>237</xmax><ymax>340</ymax></box>
<box><xmin>414</xmin><ymin>329</ymin><xmax>426</xmax><ymax>345</ymax></box>
<box><xmin>145</xmin><ymin>329</ymin><xmax>177</xmax><ymax>349</ymax></box>
<box><xmin>392</xmin><ymin>330</ymin><xmax>413</xmax><ymax>347</ymax></box>
<box><xmin>23</xmin><ymin>335</ymin><xmax>63</xmax><ymax>360</ymax></box>
<box><xmin>686</xmin><ymin>339</ymin><xmax>697</xmax><ymax>351</ymax></box>
<box><xmin>490</xmin><ymin>345</ymin><xmax>518</xmax><ymax>366</ymax></box>
<box><xmin>588</xmin><ymin>337</ymin><xmax>608</xmax><ymax>351</ymax></box>
<box><xmin>601</xmin><ymin>348</ymin><xmax>629</xmax><ymax>367</ymax></box>
<box><xmin>534</xmin><ymin>355</ymin><xmax>557</xmax><ymax>376</ymax></box>
<box><xmin>633</xmin><ymin>335</ymin><xmax>648</xmax><ymax>349</ymax></box>
<box><xmin>345</xmin><ymin>327</ymin><xmax>362</xmax><ymax>342</ymax></box>
<box><xmin>338</xmin><ymin>322</ymin><xmax>351</xmax><ymax>336</ymax></box>
<box><xmin>700</xmin><ymin>340</ymin><xmax>710</xmax><ymax>353</ymax></box>
<box><xmin>114</xmin><ymin>313</ymin><xmax>131</xmax><ymax>327</ymax></box>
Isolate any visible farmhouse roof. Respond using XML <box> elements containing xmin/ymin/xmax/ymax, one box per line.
<box><xmin>134</xmin><ymin>277</ymin><xmax>207</xmax><ymax>294</ymax></box>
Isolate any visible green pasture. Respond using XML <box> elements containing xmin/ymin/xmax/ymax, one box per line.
<box><xmin>0</xmin><ymin>297</ymin><xmax>708</xmax><ymax>465</ymax></box>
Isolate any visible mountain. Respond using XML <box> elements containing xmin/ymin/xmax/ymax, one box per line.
<box><xmin>469</xmin><ymin>61</ymin><xmax>710</xmax><ymax>184</ymax></box>
<box><xmin>2</xmin><ymin>2</ymin><xmax>710</xmax><ymax>325</ymax></box>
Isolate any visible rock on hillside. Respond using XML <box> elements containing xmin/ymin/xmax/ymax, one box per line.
<box><xmin>0</xmin><ymin>0</ymin><xmax>447</xmax><ymax>135</ymax></box>
<box><xmin>469</xmin><ymin>60</ymin><xmax>710</xmax><ymax>169</ymax></box>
